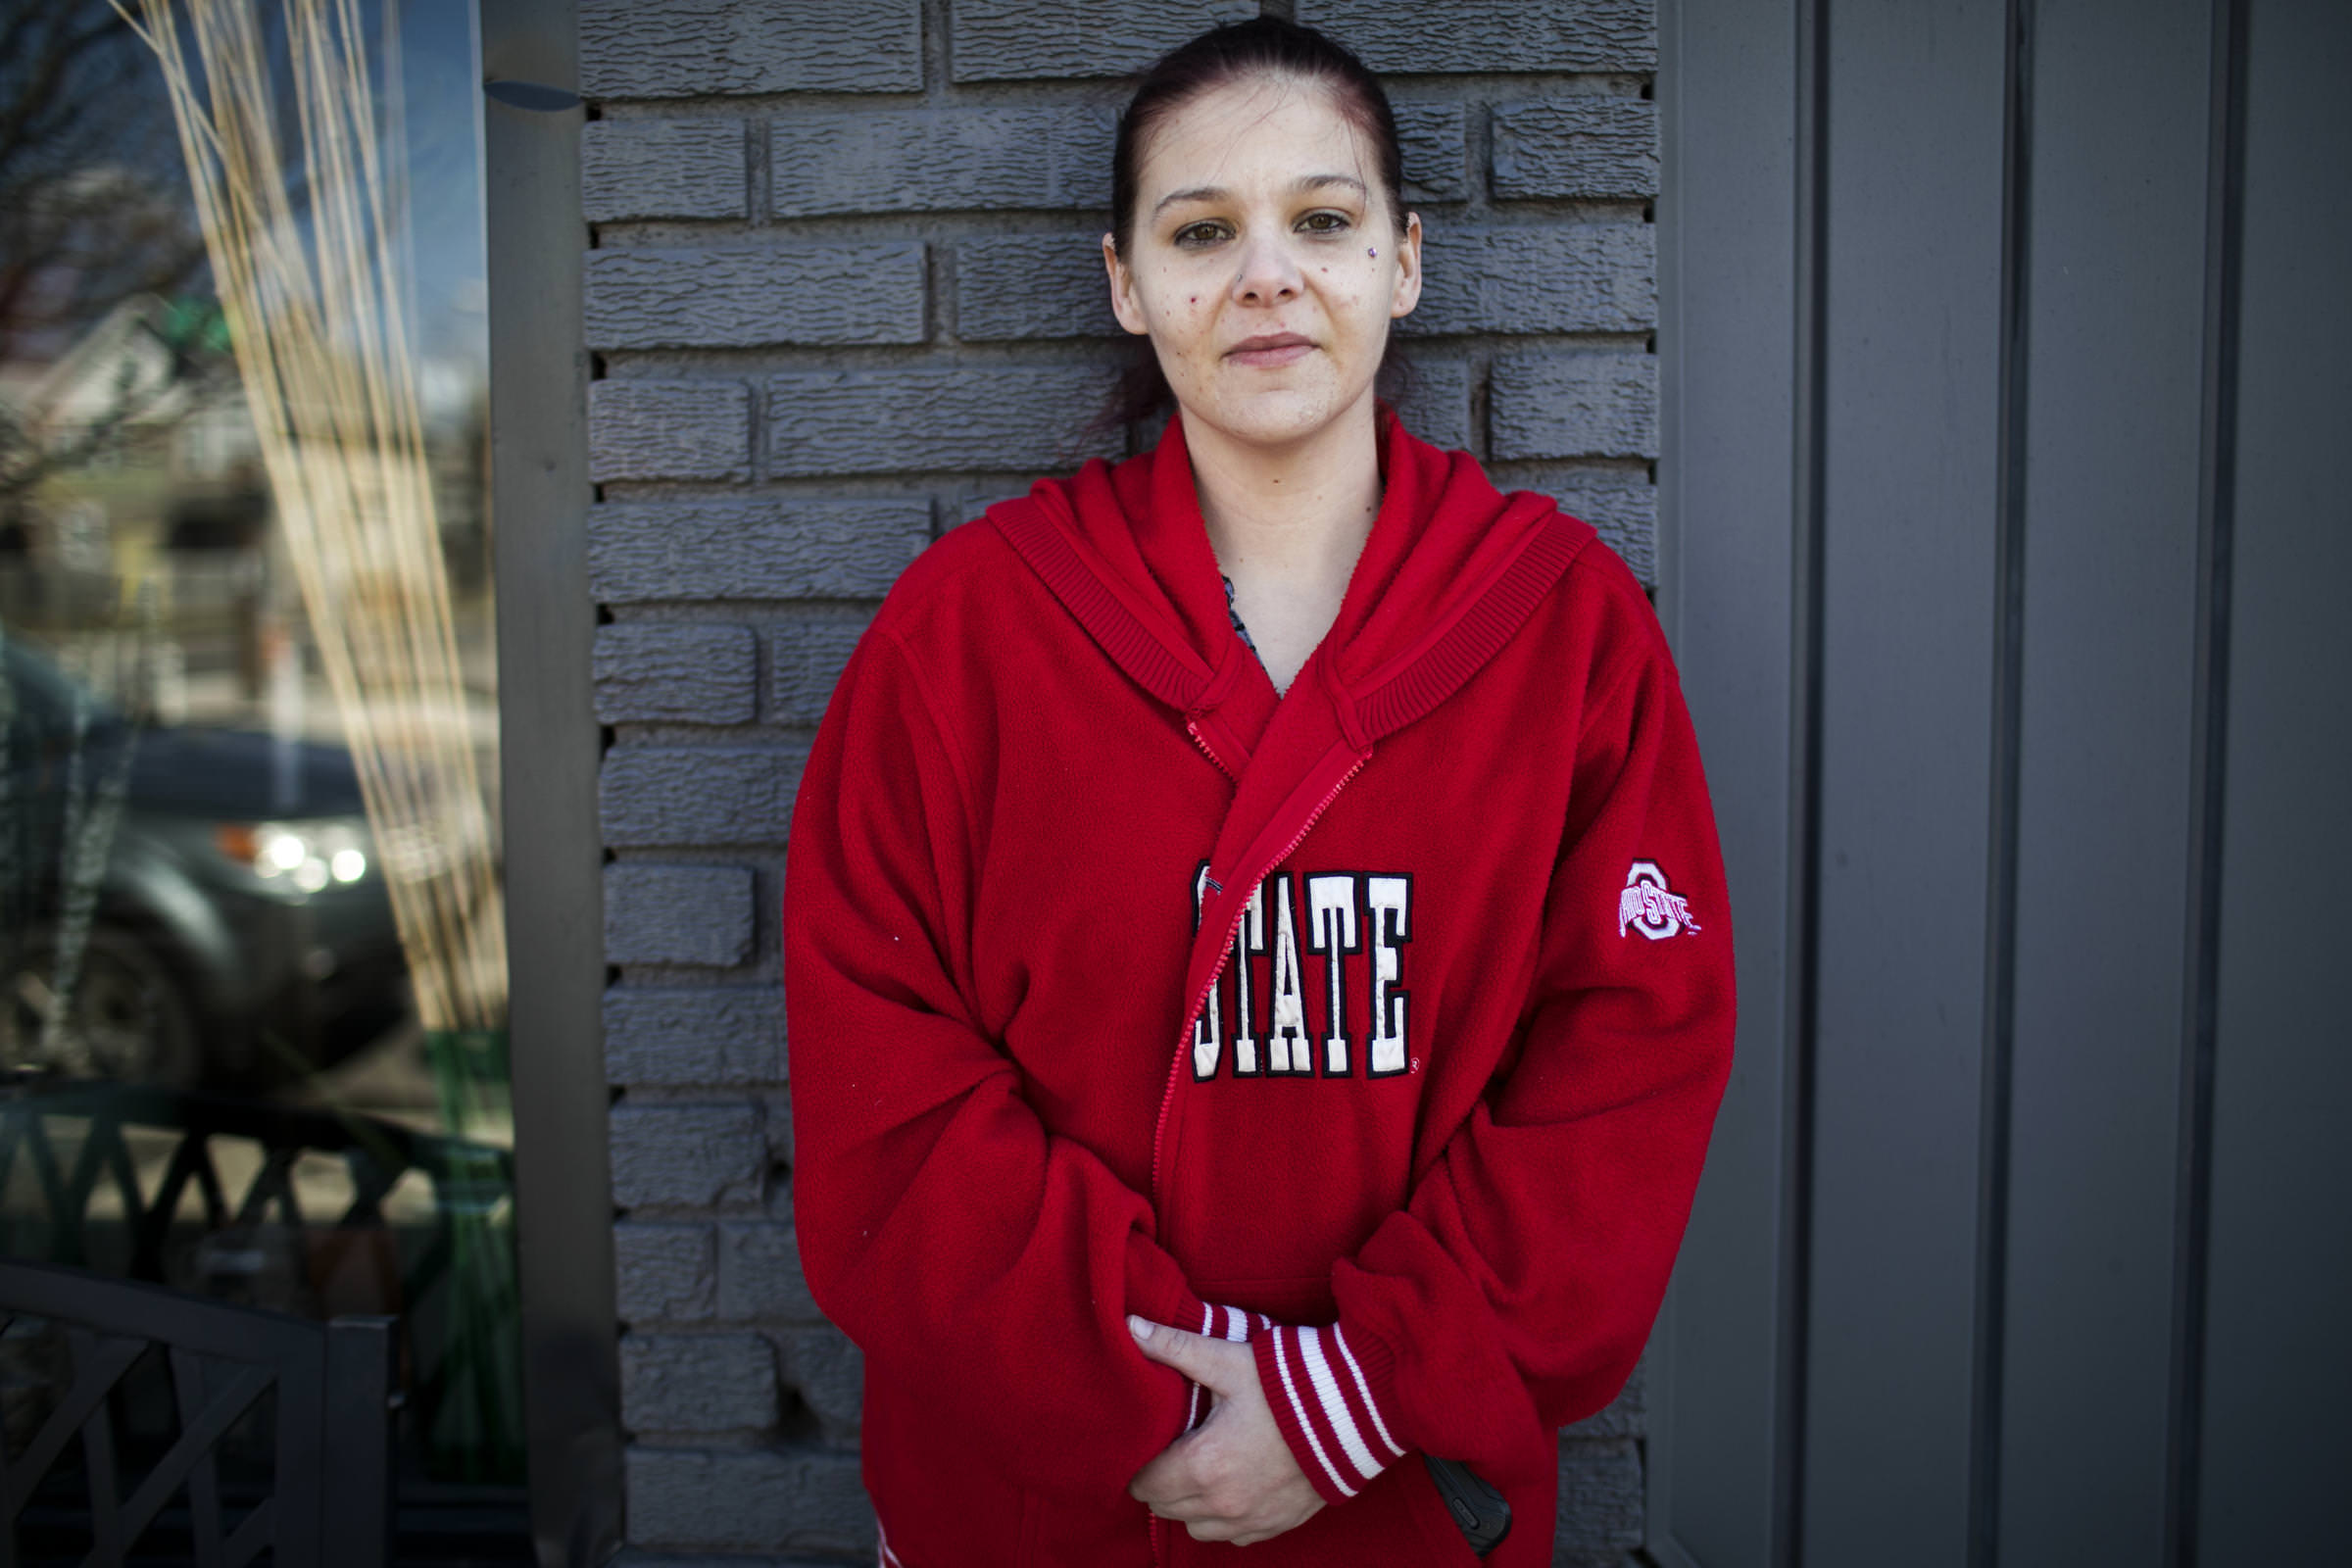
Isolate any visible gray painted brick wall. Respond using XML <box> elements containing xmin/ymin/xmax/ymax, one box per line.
<box><xmin>584</xmin><ymin>244</ymin><xmax>930</xmax><ymax>350</ymax></box>
<box><xmin>584</xmin><ymin>2</ymin><xmax>1659</xmax><ymax>1560</ymax></box>
<box><xmin>579</xmin><ymin>0</ymin><xmax>923</xmax><ymax>97</ymax></box>
<box><xmin>582</xmin><ymin>120</ymin><xmax>747</xmax><ymax>221</ymax></box>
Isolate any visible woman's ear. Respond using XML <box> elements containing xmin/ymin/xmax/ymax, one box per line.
<box><xmin>1389</xmin><ymin>212</ymin><xmax>1425</xmax><ymax>319</ymax></box>
<box><xmin>1102</xmin><ymin>233</ymin><xmax>1152</xmax><ymax>337</ymax></box>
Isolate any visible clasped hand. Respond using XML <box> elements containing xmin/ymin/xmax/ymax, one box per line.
<box><xmin>1124</xmin><ymin>1314</ymin><xmax>1326</xmax><ymax>1546</ymax></box>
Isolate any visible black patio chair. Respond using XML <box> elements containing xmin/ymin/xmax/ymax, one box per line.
<box><xmin>0</xmin><ymin>1254</ymin><xmax>394</xmax><ymax>1567</ymax></box>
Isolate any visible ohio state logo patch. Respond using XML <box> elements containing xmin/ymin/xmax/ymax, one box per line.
<box><xmin>1619</xmin><ymin>860</ymin><xmax>1700</xmax><ymax>940</ymax></box>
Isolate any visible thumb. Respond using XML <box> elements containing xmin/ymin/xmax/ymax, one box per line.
<box><xmin>1127</xmin><ymin>1315</ymin><xmax>1218</xmax><ymax>1384</ymax></box>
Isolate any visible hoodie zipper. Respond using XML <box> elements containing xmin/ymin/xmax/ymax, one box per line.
<box><xmin>1184</xmin><ymin>716</ymin><xmax>1238</xmax><ymax>781</ymax></box>
<box><xmin>1147</xmin><ymin>747</ymin><xmax>1365</xmax><ymax>1568</ymax></box>
<box><xmin>1149</xmin><ymin>745</ymin><xmax>1370</xmax><ymax>1223</ymax></box>
<box><xmin>1187</xmin><ymin>720</ymin><xmax>1221</xmax><ymax>770</ymax></box>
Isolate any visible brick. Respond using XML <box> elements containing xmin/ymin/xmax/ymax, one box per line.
<box><xmin>1495</xmin><ymin>467</ymin><xmax>1657</xmax><ymax>585</ymax></box>
<box><xmin>585</xmin><ymin>245</ymin><xmax>927</xmax><ymax>351</ymax></box>
<box><xmin>602</xmin><ymin>745</ymin><xmax>807</xmax><ymax>847</ymax></box>
<box><xmin>605</xmin><ymin>986</ymin><xmax>787</xmax><ymax>1085</ymax></box>
<box><xmin>1490</xmin><ymin>352</ymin><xmax>1658</xmax><ymax>460</ymax></box>
<box><xmin>580</xmin><ymin>0</ymin><xmax>920</xmax><ymax>98</ymax></box>
<box><xmin>594</xmin><ymin>623</ymin><xmax>759</xmax><ymax>724</ymax></box>
<box><xmin>622</xmin><ymin>1333</ymin><xmax>780</xmax><ymax>1433</ymax></box>
<box><xmin>1296</xmin><ymin>0</ymin><xmax>1655</xmax><ymax>74</ymax></box>
<box><xmin>604</xmin><ymin>863</ymin><xmax>756</xmax><ymax>966</ymax></box>
<box><xmin>583</xmin><ymin>120</ymin><xmax>745</xmax><ymax>221</ymax></box>
<box><xmin>1492</xmin><ymin>97</ymin><xmax>1660</xmax><ymax>200</ymax></box>
<box><xmin>769</xmin><ymin>108</ymin><xmax>1117</xmax><ymax>218</ymax></box>
<box><xmin>956</xmin><ymin>235</ymin><xmax>1120</xmax><ymax>342</ymax></box>
<box><xmin>1396</xmin><ymin>101</ymin><xmax>1470</xmax><ymax>203</ymax></box>
<box><xmin>773</xmin><ymin>1324</ymin><xmax>863</xmax><ymax>1441</ymax></box>
<box><xmin>1387</xmin><ymin>357</ymin><xmax>1474</xmax><ymax>453</ymax></box>
<box><xmin>766</xmin><ymin>367</ymin><xmax>1122</xmax><ymax>476</ymax></box>
<box><xmin>764</xmin><ymin>614</ymin><xmax>868</xmax><ymax>724</ymax></box>
<box><xmin>624</xmin><ymin>1446</ymin><xmax>873</xmax><ymax>1553</ymax></box>
<box><xmin>589</xmin><ymin>499</ymin><xmax>932</xmax><ymax>603</ymax></box>
<box><xmin>1555</xmin><ymin>1438</ymin><xmax>1643</xmax><ymax>1550</ymax></box>
<box><xmin>610</xmin><ymin>1102</ymin><xmax>765</xmax><ymax>1209</ymax></box>
<box><xmin>718</xmin><ymin>1219</ymin><xmax>821</xmax><ymax>1321</ymax></box>
<box><xmin>951</xmin><ymin>0</ymin><xmax>1254</xmax><ymax>80</ymax></box>
<box><xmin>588</xmin><ymin>380</ymin><xmax>751</xmax><ymax>484</ymax></box>
<box><xmin>612</xmin><ymin>1221</ymin><xmax>717</xmax><ymax>1322</ymax></box>
<box><xmin>1562</xmin><ymin>1347</ymin><xmax>1646</xmax><ymax>1439</ymax></box>
<box><xmin>1404</xmin><ymin>224</ymin><xmax>1655</xmax><ymax>337</ymax></box>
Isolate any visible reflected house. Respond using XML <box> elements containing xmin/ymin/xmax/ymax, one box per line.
<box><xmin>0</xmin><ymin>292</ymin><xmax>490</xmax><ymax>734</ymax></box>
<box><xmin>0</xmin><ymin>292</ymin><xmax>234</xmax><ymax>689</ymax></box>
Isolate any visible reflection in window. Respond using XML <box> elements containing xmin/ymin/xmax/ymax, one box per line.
<box><xmin>0</xmin><ymin>0</ymin><xmax>522</xmax><ymax>1549</ymax></box>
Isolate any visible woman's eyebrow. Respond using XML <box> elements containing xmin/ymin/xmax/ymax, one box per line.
<box><xmin>1151</xmin><ymin>172</ymin><xmax>1368</xmax><ymax>219</ymax></box>
<box><xmin>1152</xmin><ymin>185</ymin><xmax>1229</xmax><ymax>217</ymax></box>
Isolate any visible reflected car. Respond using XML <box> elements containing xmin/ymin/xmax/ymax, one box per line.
<box><xmin>0</xmin><ymin>640</ymin><xmax>434</xmax><ymax>1088</ymax></box>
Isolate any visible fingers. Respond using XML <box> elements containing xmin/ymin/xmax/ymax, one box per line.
<box><xmin>1127</xmin><ymin>1314</ymin><xmax>1229</xmax><ymax>1387</ymax></box>
<box><xmin>1126</xmin><ymin>1436</ymin><xmax>1206</xmax><ymax>1512</ymax></box>
<box><xmin>1127</xmin><ymin>1407</ymin><xmax>1324</xmax><ymax>1547</ymax></box>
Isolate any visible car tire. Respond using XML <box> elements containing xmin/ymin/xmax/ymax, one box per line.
<box><xmin>1</xmin><ymin>922</ymin><xmax>206</xmax><ymax>1091</ymax></box>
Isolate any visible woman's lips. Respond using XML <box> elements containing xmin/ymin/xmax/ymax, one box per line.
<box><xmin>1226</xmin><ymin>333</ymin><xmax>1315</xmax><ymax>368</ymax></box>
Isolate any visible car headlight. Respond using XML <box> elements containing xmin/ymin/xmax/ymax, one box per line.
<box><xmin>213</xmin><ymin>816</ymin><xmax>374</xmax><ymax>892</ymax></box>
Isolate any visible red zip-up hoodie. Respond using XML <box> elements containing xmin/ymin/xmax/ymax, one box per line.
<box><xmin>783</xmin><ymin>407</ymin><xmax>1735</xmax><ymax>1568</ymax></box>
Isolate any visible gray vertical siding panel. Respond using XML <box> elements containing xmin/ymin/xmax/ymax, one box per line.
<box><xmin>1801</xmin><ymin>1</ymin><xmax>2005</xmax><ymax>1561</ymax></box>
<box><xmin>1651</xmin><ymin>3</ymin><xmax>2352</xmax><ymax>1562</ymax></box>
<box><xmin>1647</xmin><ymin>0</ymin><xmax>1800</xmax><ymax>1564</ymax></box>
<box><xmin>2199</xmin><ymin>1</ymin><xmax>2352</xmax><ymax>1558</ymax></box>
<box><xmin>1997</xmin><ymin>4</ymin><xmax>2211</xmax><ymax>1562</ymax></box>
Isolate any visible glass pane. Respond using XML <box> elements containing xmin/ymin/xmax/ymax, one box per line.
<box><xmin>0</xmin><ymin>0</ymin><xmax>523</xmax><ymax>1552</ymax></box>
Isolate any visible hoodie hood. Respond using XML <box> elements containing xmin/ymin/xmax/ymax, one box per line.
<box><xmin>989</xmin><ymin>404</ymin><xmax>1589</xmax><ymax>770</ymax></box>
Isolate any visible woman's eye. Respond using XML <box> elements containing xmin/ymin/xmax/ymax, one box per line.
<box><xmin>1298</xmin><ymin>211</ymin><xmax>1352</xmax><ymax>234</ymax></box>
<box><xmin>1173</xmin><ymin>221</ymin><xmax>1231</xmax><ymax>247</ymax></box>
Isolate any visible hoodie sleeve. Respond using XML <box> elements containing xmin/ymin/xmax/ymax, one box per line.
<box><xmin>783</xmin><ymin>623</ymin><xmax>1208</xmax><ymax>1499</ymax></box>
<box><xmin>1244</xmin><ymin>575</ymin><xmax>1739</xmax><ymax>1503</ymax></box>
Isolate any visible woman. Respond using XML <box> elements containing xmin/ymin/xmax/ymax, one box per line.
<box><xmin>783</xmin><ymin>19</ymin><xmax>1735</xmax><ymax>1568</ymax></box>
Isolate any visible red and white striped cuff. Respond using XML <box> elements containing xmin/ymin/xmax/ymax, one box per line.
<box><xmin>1252</xmin><ymin>1317</ymin><xmax>1407</xmax><ymax>1502</ymax></box>
<box><xmin>1179</xmin><ymin>1302</ymin><xmax>1408</xmax><ymax>1503</ymax></box>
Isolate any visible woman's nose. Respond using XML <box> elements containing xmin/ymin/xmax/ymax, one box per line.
<box><xmin>1230</xmin><ymin>231</ymin><xmax>1302</xmax><ymax>305</ymax></box>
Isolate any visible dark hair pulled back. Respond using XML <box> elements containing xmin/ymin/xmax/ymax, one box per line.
<box><xmin>1094</xmin><ymin>17</ymin><xmax>1410</xmax><ymax>433</ymax></box>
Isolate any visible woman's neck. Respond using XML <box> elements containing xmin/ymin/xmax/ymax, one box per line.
<box><xmin>1181</xmin><ymin>400</ymin><xmax>1384</xmax><ymax>588</ymax></box>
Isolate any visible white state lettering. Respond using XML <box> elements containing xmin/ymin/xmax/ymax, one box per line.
<box><xmin>1266</xmin><ymin>874</ymin><xmax>1311</xmax><ymax>1074</ymax></box>
<box><xmin>1184</xmin><ymin>866</ymin><xmax>1412</xmax><ymax>1082</ymax></box>
<box><xmin>1365</xmin><ymin>876</ymin><xmax>1412</xmax><ymax>1076</ymax></box>
<box><xmin>1233</xmin><ymin>881</ymin><xmax>1265</xmax><ymax>1076</ymax></box>
<box><xmin>1306</xmin><ymin>873</ymin><xmax>1360</xmax><ymax>1075</ymax></box>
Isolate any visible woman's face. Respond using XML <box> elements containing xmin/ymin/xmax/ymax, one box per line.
<box><xmin>1103</xmin><ymin>74</ymin><xmax>1422</xmax><ymax>452</ymax></box>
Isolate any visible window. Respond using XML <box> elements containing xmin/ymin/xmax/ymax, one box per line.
<box><xmin>0</xmin><ymin>1</ymin><xmax>524</xmax><ymax>1550</ymax></box>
